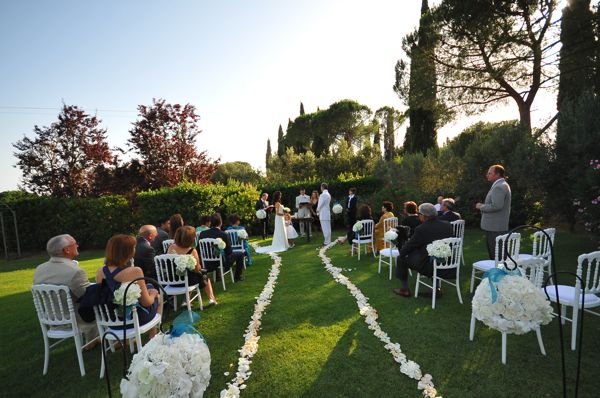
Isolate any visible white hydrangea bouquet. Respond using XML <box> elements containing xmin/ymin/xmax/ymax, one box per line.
<box><xmin>120</xmin><ymin>332</ymin><xmax>211</xmax><ymax>398</ymax></box>
<box><xmin>175</xmin><ymin>254</ymin><xmax>196</xmax><ymax>276</ymax></box>
<box><xmin>113</xmin><ymin>282</ymin><xmax>141</xmax><ymax>320</ymax></box>
<box><xmin>426</xmin><ymin>240</ymin><xmax>452</xmax><ymax>262</ymax></box>
<box><xmin>472</xmin><ymin>268</ymin><xmax>553</xmax><ymax>335</ymax></box>
<box><xmin>332</xmin><ymin>203</ymin><xmax>343</xmax><ymax>215</ymax></box>
<box><xmin>214</xmin><ymin>238</ymin><xmax>227</xmax><ymax>250</ymax></box>
<box><xmin>255</xmin><ymin>209</ymin><xmax>266</xmax><ymax>219</ymax></box>
<box><xmin>236</xmin><ymin>229</ymin><xmax>248</xmax><ymax>240</ymax></box>
<box><xmin>384</xmin><ymin>229</ymin><xmax>398</xmax><ymax>242</ymax></box>
<box><xmin>352</xmin><ymin>221</ymin><xmax>363</xmax><ymax>232</ymax></box>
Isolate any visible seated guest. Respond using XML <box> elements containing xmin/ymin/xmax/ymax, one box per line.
<box><xmin>439</xmin><ymin>198</ymin><xmax>461</xmax><ymax>222</ymax></box>
<box><xmin>168</xmin><ymin>225</ymin><xmax>217</xmax><ymax>305</ymax></box>
<box><xmin>152</xmin><ymin>217</ymin><xmax>171</xmax><ymax>255</ymax></box>
<box><xmin>199</xmin><ymin>213</ymin><xmax>245</xmax><ymax>282</ymax></box>
<box><xmin>375</xmin><ymin>201</ymin><xmax>395</xmax><ymax>252</ymax></box>
<box><xmin>346</xmin><ymin>204</ymin><xmax>373</xmax><ymax>244</ymax></box>
<box><xmin>169</xmin><ymin>213</ymin><xmax>184</xmax><ymax>239</ymax></box>
<box><xmin>393</xmin><ymin>203</ymin><xmax>454</xmax><ymax>298</ymax></box>
<box><xmin>434</xmin><ymin>195</ymin><xmax>444</xmax><ymax>213</ymax></box>
<box><xmin>134</xmin><ymin>225</ymin><xmax>157</xmax><ymax>280</ymax></box>
<box><xmin>34</xmin><ymin>234</ymin><xmax>98</xmax><ymax>348</ymax></box>
<box><xmin>225</xmin><ymin>214</ymin><xmax>253</xmax><ymax>265</ymax></box>
<box><xmin>95</xmin><ymin>235</ymin><xmax>163</xmax><ymax>336</ymax></box>
<box><xmin>196</xmin><ymin>215</ymin><xmax>211</xmax><ymax>234</ymax></box>
<box><xmin>401</xmin><ymin>201</ymin><xmax>421</xmax><ymax>236</ymax></box>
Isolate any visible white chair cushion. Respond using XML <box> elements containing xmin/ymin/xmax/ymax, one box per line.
<box><xmin>473</xmin><ymin>259</ymin><xmax>495</xmax><ymax>271</ymax></box>
<box><xmin>352</xmin><ymin>237</ymin><xmax>373</xmax><ymax>243</ymax></box>
<box><xmin>380</xmin><ymin>248</ymin><xmax>399</xmax><ymax>257</ymax></box>
<box><xmin>544</xmin><ymin>285</ymin><xmax>600</xmax><ymax>307</ymax></box>
<box><xmin>47</xmin><ymin>328</ymin><xmax>76</xmax><ymax>339</ymax></box>
<box><xmin>105</xmin><ymin>313</ymin><xmax>162</xmax><ymax>339</ymax></box>
<box><xmin>163</xmin><ymin>285</ymin><xmax>198</xmax><ymax>296</ymax></box>
<box><xmin>518</xmin><ymin>254</ymin><xmax>534</xmax><ymax>260</ymax></box>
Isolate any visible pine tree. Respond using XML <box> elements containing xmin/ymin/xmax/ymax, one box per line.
<box><xmin>277</xmin><ymin>124</ymin><xmax>285</xmax><ymax>157</ymax></box>
<box><xmin>265</xmin><ymin>138</ymin><xmax>272</xmax><ymax>168</ymax></box>
<box><xmin>300</xmin><ymin>102</ymin><xmax>305</xmax><ymax>115</ymax></box>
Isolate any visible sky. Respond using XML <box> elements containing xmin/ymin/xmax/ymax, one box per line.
<box><xmin>0</xmin><ymin>0</ymin><xmax>561</xmax><ymax>192</ymax></box>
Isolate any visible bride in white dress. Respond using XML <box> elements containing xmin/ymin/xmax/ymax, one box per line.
<box><xmin>255</xmin><ymin>191</ymin><xmax>289</xmax><ymax>253</ymax></box>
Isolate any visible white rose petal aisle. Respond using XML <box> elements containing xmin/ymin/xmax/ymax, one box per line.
<box><xmin>220</xmin><ymin>243</ymin><xmax>283</xmax><ymax>398</ymax></box>
<box><xmin>319</xmin><ymin>242</ymin><xmax>442</xmax><ymax>398</ymax></box>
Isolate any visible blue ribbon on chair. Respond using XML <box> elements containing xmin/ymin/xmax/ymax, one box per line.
<box><xmin>169</xmin><ymin>311</ymin><xmax>206</xmax><ymax>343</ymax></box>
<box><xmin>484</xmin><ymin>266</ymin><xmax>521</xmax><ymax>303</ymax></box>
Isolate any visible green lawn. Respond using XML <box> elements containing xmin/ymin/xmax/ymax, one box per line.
<box><xmin>1</xmin><ymin>228</ymin><xmax>598</xmax><ymax>397</ymax></box>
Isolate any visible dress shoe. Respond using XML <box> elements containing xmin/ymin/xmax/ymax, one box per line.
<box><xmin>419</xmin><ymin>288</ymin><xmax>443</xmax><ymax>298</ymax></box>
<box><xmin>393</xmin><ymin>288</ymin><xmax>412</xmax><ymax>297</ymax></box>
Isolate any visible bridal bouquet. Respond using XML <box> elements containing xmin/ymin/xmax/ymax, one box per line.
<box><xmin>332</xmin><ymin>204</ymin><xmax>343</xmax><ymax>215</ymax></box>
<box><xmin>113</xmin><ymin>283</ymin><xmax>141</xmax><ymax>307</ymax></box>
<box><xmin>352</xmin><ymin>221</ymin><xmax>363</xmax><ymax>232</ymax></box>
<box><xmin>472</xmin><ymin>271</ymin><xmax>553</xmax><ymax>334</ymax></box>
<box><xmin>384</xmin><ymin>229</ymin><xmax>398</xmax><ymax>242</ymax></box>
<box><xmin>175</xmin><ymin>254</ymin><xmax>196</xmax><ymax>276</ymax></box>
<box><xmin>120</xmin><ymin>332</ymin><xmax>211</xmax><ymax>398</ymax></box>
<box><xmin>426</xmin><ymin>240</ymin><xmax>452</xmax><ymax>260</ymax></box>
<box><xmin>256</xmin><ymin>209</ymin><xmax>266</xmax><ymax>219</ymax></box>
<box><xmin>214</xmin><ymin>238</ymin><xmax>227</xmax><ymax>250</ymax></box>
<box><xmin>236</xmin><ymin>229</ymin><xmax>248</xmax><ymax>240</ymax></box>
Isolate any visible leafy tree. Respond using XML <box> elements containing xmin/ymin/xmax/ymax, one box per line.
<box><xmin>277</xmin><ymin>124</ymin><xmax>285</xmax><ymax>157</ymax></box>
<box><xmin>127</xmin><ymin>99</ymin><xmax>218</xmax><ymax>189</ymax></box>
<box><xmin>13</xmin><ymin>104</ymin><xmax>112</xmax><ymax>197</ymax></box>
<box><xmin>92</xmin><ymin>159</ymin><xmax>150</xmax><ymax>196</ymax></box>
<box><xmin>265</xmin><ymin>138</ymin><xmax>272</xmax><ymax>168</ymax></box>
<box><xmin>211</xmin><ymin>161</ymin><xmax>263</xmax><ymax>185</ymax></box>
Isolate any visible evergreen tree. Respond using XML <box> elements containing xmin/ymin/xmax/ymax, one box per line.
<box><xmin>266</xmin><ymin>138</ymin><xmax>272</xmax><ymax>168</ymax></box>
<box><xmin>277</xmin><ymin>124</ymin><xmax>285</xmax><ymax>157</ymax></box>
<box><xmin>300</xmin><ymin>102</ymin><xmax>305</xmax><ymax>115</ymax></box>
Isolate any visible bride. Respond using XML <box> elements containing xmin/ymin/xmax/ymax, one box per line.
<box><xmin>255</xmin><ymin>191</ymin><xmax>289</xmax><ymax>253</ymax></box>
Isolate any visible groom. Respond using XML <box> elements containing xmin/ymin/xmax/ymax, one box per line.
<box><xmin>317</xmin><ymin>182</ymin><xmax>332</xmax><ymax>245</ymax></box>
<box><xmin>255</xmin><ymin>192</ymin><xmax>272</xmax><ymax>240</ymax></box>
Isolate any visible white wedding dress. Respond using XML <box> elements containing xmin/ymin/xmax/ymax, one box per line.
<box><xmin>255</xmin><ymin>204</ymin><xmax>289</xmax><ymax>253</ymax></box>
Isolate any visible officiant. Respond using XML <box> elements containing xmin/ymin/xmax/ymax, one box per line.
<box><xmin>295</xmin><ymin>188</ymin><xmax>311</xmax><ymax>237</ymax></box>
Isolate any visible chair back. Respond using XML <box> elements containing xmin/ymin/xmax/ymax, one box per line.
<box><xmin>495</xmin><ymin>232</ymin><xmax>521</xmax><ymax>264</ymax></box>
<box><xmin>197</xmin><ymin>238</ymin><xmax>223</xmax><ymax>262</ymax></box>
<box><xmin>532</xmin><ymin>228</ymin><xmax>556</xmax><ymax>261</ymax></box>
<box><xmin>358</xmin><ymin>220</ymin><xmax>374</xmax><ymax>240</ymax></box>
<box><xmin>518</xmin><ymin>258</ymin><xmax>546</xmax><ymax>288</ymax></box>
<box><xmin>162</xmin><ymin>239</ymin><xmax>174</xmax><ymax>253</ymax></box>
<box><xmin>577</xmin><ymin>251</ymin><xmax>600</xmax><ymax>294</ymax></box>
<box><xmin>226</xmin><ymin>230</ymin><xmax>244</xmax><ymax>252</ymax></box>
<box><xmin>432</xmin><ymin>238</ymin><xmax>462</xmax><ymax>270</ymax></box>
<box><xmin>154</xmin><ymin>254</ymin><xmax>190</xmax><ymax>286</ymax></box>
<box><xmin>93</xmin><ymin>302</ymin><xmax>139</xmax><ymax>332</ymax></box>
<box><xmin>31</xmin><ymin>284</ymin><xmax>77</xmax><ymax>329</ymax></box>
<box><xmin>451</xmin><ymin>220</ymin><xmax>465</xmax><ymax>239</ymax></box>
<box><xmin>195</xmin><ymin>231</ymin><xmax>202</xmax><ymax>249</ymax></box>
<box><xmin>384</xmin><ymin>217</ymin><xmax>398</xmax><ymax>231</ymax></box>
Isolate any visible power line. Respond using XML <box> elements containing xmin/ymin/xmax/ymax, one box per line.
<box><xmin>0</xmin><ymin>106</ymin><xmax>137</xmax><ymax>113</ymax></box>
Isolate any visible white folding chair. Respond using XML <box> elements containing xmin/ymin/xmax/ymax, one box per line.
<box><xmin>154</xmin><ymin>254</ymin><xmax>203</xmax><ymax>322</ymax></box>
<box><xmin>351</xmin><ymin>219</ymin><xmax>376</xmax><ymax>261</ymax></box>
<box><xmin>414</xmin><ymin>237</ymin><xmax>463</xmax><ymax>309</ymax></box>
<box><xmin>450</xmin><ymin>220</ymin><xmax>466</xmax><ymax>267</ymax></box>
<box><xmin>198</xmin><ymin>238</ymin><xmax>234</xmax><ymax>290</ymax></box>
<box><xmin>469</xmin><ymin>257</ymin><xmax>547</xmax><ymax>364</ymax></box>
<box><xmin>545</xmin><ymin>250</ymin><xmax>600</xmax><ymax>351</ymax></box>
<box><xmin>518</xmin><ymin>228</ymin><xmax>556</xmax><ymax>274</ymax></box>
<box><xmin>32</xmin><ymin>284</ymin><xmax>86</xmax><ymax>376</ymax></box>
<box><xmin>470</xmin><ymin>232</ymin><xmax>521</xmax><ymax>293</ymax></box>
<box><xmin>94</xmin><ymin>296</ymin><xmax>162</xmax><ymax>378</ymax></box>
<box><xmin>162</xmin><ymin>239</ymin><xmax>174</xmax><ymax>253</ymax></box>
<box><xmin>226</xmin><ymin>230</ymin><xmax>247</xmax><ymax>269</ymax></box>
<box><xmin>378</xmin><ymin>217</ymin><xmax>399</xmax><ymax>279</ymax></box>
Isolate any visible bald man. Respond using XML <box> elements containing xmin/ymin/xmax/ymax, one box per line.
<box><xmin>134</xmin><ymin>225</ymin><xmax>158</xmax><ymax>280</ymax></box>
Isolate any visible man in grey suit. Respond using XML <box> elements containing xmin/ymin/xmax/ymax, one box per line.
<box><xmin>476</xmin><ymin>164</ymin><xmax>511</xmax><ymax>259</ymax></box>
<box><xmin>33</xmin><ymin>234</ymin><xmax>98</xmax><ymax>347</ymax></box>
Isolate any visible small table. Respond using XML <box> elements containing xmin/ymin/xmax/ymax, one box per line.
<box><xmin>293</xmin><ymin>217</ymin><xmax>314</xmax><ymax>242</ymax></box>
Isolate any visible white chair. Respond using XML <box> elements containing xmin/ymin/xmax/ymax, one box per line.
<box><xmin>450</xmin><ymin>220</ymin><xmax>466</xmax><ymax>267</ymax></box>
<box><xmin>378</xmin><ymin>217</ymin><xmax>399</xmax><ymax>279</ymax></box>
<box><xmin>518</xmin><ymin>228</ymin><xmax>556</xmax><ymax>274</ymax></box>
<box><xmin>226</xmin><ymin>230</ymin><xmax>247</xmax><ymax>269</ymax></box>
<box><xmin>351</xmin><ymin>219</ymin><xmax>376</xmax><ymax>261</ymax></box>
<box><xmin>414</xmin><ymin>237</ymin><xmax>463</xmax><ymax>309</ymax></box>
<box><xmin>545</xmin><ymin>250</ymin><xmax>600</xmax><ymax>350</ymax></box>
<box><xmin>197</xmin><ymin>238</ymin><xmax>234</xmax><ymax>290</ymax></box>
<box><xmin>154</xmin><ymin>254</ymin><xmax>203</xmax><ymax>322</ymax></box>
<box><xmin>94</xmin><ymin>297</ymin><xmax>162</xmax><ymax>378</ymax></box>
<box><xmin>162</xmin><ymin>239</ymin><xmax>174</xmax><ymax>253</ymax></box>
<box><xmin>470</xmin><ymin>257</ymin><xmax>547</xmax><ymax>364</ymax></box>
<box><xmin>32</xmin><ymin>284</ymin><xmax>86</xmax><ymax>376</ymax></box>
<box><xmin>470</xmin><ymin>232</ymin><xmax>521</xmax><ymax>293</ymax></box>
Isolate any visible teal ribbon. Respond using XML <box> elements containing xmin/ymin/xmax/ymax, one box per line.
<box><xmin>169</xmin><ymin>311</ymin><xmax>207</xmax><ymax>344</ymax></box>
<box><xmin>484</xmin><ymin>266</ymin><xmax>521</xmax><ymax>303</ymax></box>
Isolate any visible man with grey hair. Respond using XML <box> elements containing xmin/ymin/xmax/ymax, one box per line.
<box><xmin>393</xmin><ymin>203</ymin><xmax>454</xmax><ymax>298</ymax></box>
<box><xmin>317</xmin><ymin>182</ymin><xmax>332</xmax><ymax>245</ymax></box>
<box><xmin>134</xmin><ymin>225</ymin><xmax>158</xmax><ymax>280</ymax></box>
<box><xmin>439</xmin><ymin>198</ymin><xmax>461</xmax><ymax>222</ymax></box>
<box><xmin>33</xmin><ymin>234</ymin><xmax>98</xmax><ymax>347</ymax></box>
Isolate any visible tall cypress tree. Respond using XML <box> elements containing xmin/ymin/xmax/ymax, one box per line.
<box><xmin>277</xmin><ymin>124</ymin><xmax>285</xmax><ymax>157</ymax></box>
<box><xmin>265</xmin><ymin>138</ymin><xmax>272</xmax><ymax>168</ymax></box>
<box><xmin>300</xmin><ymin>102</ymin><xmax>305</xmax><ymax>116</ymax></box>
<box><xmin>385</xmin><ymin>112</ymin><xmax>396</xmax><ymax>161</ymax></box>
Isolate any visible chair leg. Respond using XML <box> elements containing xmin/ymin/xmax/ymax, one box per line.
<box><xmin>432</xmin><ymin>276</ymin><xmax>437</xmax><ymax>310</ymax></box>
<box><xmin>100</xmin><ymin>340</ymin><xmax>106</xmax><ymax>378</ymax></box>
<box><xmin>501</xmin><ymin>332</ymin><xmax>507</xmax><ymax>364</ymax></box>
<box><xmin>173</xmin><ymin>295</ymin><xmax>178</xmax><ymax>311</ymax></box>
<box><xmin>186</xmin><ymin>289</ymin><xmax>193</xmax><ymax>323</ymax></box>
<box><xmin>378</xmin><ymin>256</ymin><xmax>382</xmax><ymax>274</ymax></box>
<box><xmin>389</xmin><ymin>257</ymin><xmax>393</xmax><ymax>280</ymax></box>
<box><xmin>358</xmin><ymin>244</ymin><xmax>361</xmax><ymax>261</ymax></box>
<box><xmin>456</xmin><ymin>274</ymin><xmax>463</xmax><ymax>305</ymax></box>
<box><xmin>414</xmin><ymin>273</ymin><xmax>420</xmax><ymax>298</ymax></box>
<box><xmin>42</xmin><ymin>330</ymin><xmax>49</xmax><ymax>375</ymax></box>
<box><xmin>571</xmin><ymin>307</ymin><xmax>579</xmax><ymax>351</ymax></box>
<box><xmin>470</xmin><ymin>267</ymin><xmax>476</xmax><ymax>293</ymax></box>
<box><xmin>129</xmin><ymin>337</ymin><xmax>135</xmax><ymax>353</ymax></box>
<box><xmin>372</xmin><ymin>242</ymin><xmax>376</xmax><ymax>257</ymax></box>
<box><xmin>221</xmin><ymin>266</ymin><xmax>226</xmax><ymax>291</ymax></box>
<box><xmin>535</xmin><ymin>327</ymin><xmax>546</xmax><ymax>355</ymax></box>
<box><xmin>469</xmin><ymin>313</ymin><xmax>476</xmax><ymax>341</ymax></box>
<box><xmin>197</xmin><ymin>286</ymin><xmax>203</xmax><ymax>311</ymax></box>
<box><xmin>561</xmin><ymin>304</ymin><xmax>566</xmax><ymax>324</ymax></box>
<box><xmin>73</xmin><ymin>332</ymin><xmax>86</xmax><ymax>377</ymax></box>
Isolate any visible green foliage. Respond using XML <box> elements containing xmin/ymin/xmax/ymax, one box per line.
<box><xmin>573</xmin><ymin>159</ymin><xmax>600</xmax><ymax>240</ymax></box>
<box><xmin>211</xmin><ymin>161</ymin><xmax>263</xmax><ymax>185</ymax></box>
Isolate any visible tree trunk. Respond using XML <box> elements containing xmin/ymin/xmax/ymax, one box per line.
<box><xmin>518</xmin><ymin>104</ymin><xmax>532</xmax><ymax>135</ymax></box>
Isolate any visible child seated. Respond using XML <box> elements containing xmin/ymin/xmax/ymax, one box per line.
<box><xmin>284</xmin><ymin>210</ymin><xmax>298</xmax><ymax>247</ymax></box>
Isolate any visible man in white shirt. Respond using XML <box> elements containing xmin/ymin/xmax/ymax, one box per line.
<box><xmin>434</xmin><ymin>196</ymin><xmax>444</xmax><ymax>213</ymax></box>
<box><xmin>317</xmin><ymin>183</ymin><xmax>332</xmax><ymax>245</ymax></box>
<box><xmin>295</xmin><ymin>188</ymin><xmax>311</xmax><ymax>237</ymax></box>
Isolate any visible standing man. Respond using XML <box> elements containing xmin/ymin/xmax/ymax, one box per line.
<box><xmin>476</xmin><ymin>164</ymin><xmax>511</xmax><ymax>259</ymax></box>
<box><xmin>317</xmin><ymin>183</ymin><xmax>332</xmax><ymax>245</ymax></box>
<box><xmin>295</xmin><ymin>188</ymin><xmax>311</xmax><ymax>237</ymax></box>
<box><xmin>345</xmin><ymin>188</ymin><xmax>358</xmax><ymax>243</ymax></box>
<box><xmin>255</xmin><ymin>192</ymin><xmax>272</xmax><ymax>240</ymax></box>
<box><xmin>135</xmin><ymin>225</ymin><xmax>158</xmax><ymax>280</ymax></box>
<box><xmin>152</xmin><ymin>217</ymin><xmax>170</xmax><ymax>255</ymax></box>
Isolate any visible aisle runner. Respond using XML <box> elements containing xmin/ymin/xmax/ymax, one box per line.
<box><xmin>220</xmin><ymin>245</ymin><xmax>282</xmax><ymax>398</ymax></box>
<box><xmin>319</xmin><ymin>242</ymin><xmax>441</xmax><ymax>398</ymax></box>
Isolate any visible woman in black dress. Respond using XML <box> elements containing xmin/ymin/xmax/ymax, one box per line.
<box><xmin>401</xmin><ymin>201</ymin><xmax>421</xmax><ymax>237</ymax></box>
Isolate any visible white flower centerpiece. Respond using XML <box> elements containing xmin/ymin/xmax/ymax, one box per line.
<box><xmin>384</xmin><ymin>229</ymin><xmax>398</xmax><ymax>243</ymax></box>
<box><xmin>255</xmin><ymin>209</ymin><xmax>266</xmax><ymax>219</ymax></box>
<box><xmin>352</xmin><ymin>221</ymin><xmax>363</xmax><ymax>233</ymax></box>
<box><xmin>426</xmin><ymin>240</ymin><xmax>452</xmax><ymax>262</ymax></box>
<box><xmin>236</xmin><ymin>229</ymin><xmax>249</xmax><ymax>240</ymax></box>
<box><xmin>175</xmin><ymin>254</ymin><xmax>196</xmax><ymax>276</ymax></box>
<box><xmin>120</xmin><ymin>332</ymin><xmax>211</xmax><ymax>398</ymax></box>
<box><xmin>332</xmin><ymin>203</ymin><xmax>343</xmax><ymax>215</ymax></box>
<box><xmin>113</xmin><ymin>283</ymin><xmax>141</xmax><ymax>319</ymax></box>
<box><xmin>214</xmin><ymin>238</ymin><xmax>227</xmax><ymax>250</ymax></box>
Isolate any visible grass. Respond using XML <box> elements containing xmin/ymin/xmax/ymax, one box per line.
<box><xmin>1</xmin><ymin>228</ymin><xmax>598</xmax><ymax>397</ymax></box>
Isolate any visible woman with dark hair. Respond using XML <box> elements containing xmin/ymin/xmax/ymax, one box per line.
<box><xmin>169</xmin><ymin>213</ymin><xmax>184</xmax><ymax>239</ymax></box>
<box><xmin>225</xmin><ymin>213</ymin><xmax>253</xmax><ymax>266</ymax></box>
<box><xmin>95</xmin><ymin>234</ymin><xmax>162</xmax><ymax>336</ymax></box>
<box><xmin>344</xmin><ymin>204</ymin><xmax>373</xmax><ymax>245</ymax></box>
<box><xmin>255</xmin><ymin>191</ymin><xmax>289</xmax><ymax>253</ymax></box>
<box><xmin>401</xmin><ymin>201</ymin><xmax>421</xmax><ymax>236</ymax></box>
<box><xmin>168</xmin><ymin>225</ymin><xmax>217</xmax><ymax>305</ymax></box>
<box><xmin>196</xmin><ymin>215</ymin><xmax>211</xmax><ymax>234</ymax></box>
<box><xmin>374</xmin><ymin>201</ymin><xmax>395</xmax><ymax>252</ymax></box>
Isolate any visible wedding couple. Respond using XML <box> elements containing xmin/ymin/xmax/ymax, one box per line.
<box><xmin>256</xmin><ymin>183</ymin><xmax>331</xmax><ymax>253</ymax></box>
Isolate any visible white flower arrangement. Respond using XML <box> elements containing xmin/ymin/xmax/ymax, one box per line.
<box><xmin>283</xmin><ymin>207</ymin><xmax>291</xmax><ymax>213</ymax></box>
<box><xmin>175</xmin><ymin>254</ymin><xmax>196</xmax><ymax>276</ymax></box>
<box><xmin>214</xmin><ymin>238</ymin><xmax>227</xmax><ymax>250</ymax></box>
<box><xmin>332</xmin><ymin>203</ymin><xmax>343</xmax><ymax>214</ymax></box>
<box><xmin>220</xmin><ymin>243</ymin><xmax>282</xmax><ymax>397</ymax></box>
<box><xmin>113</xmin><ymin>282</ymin><xmax>141</xmax><ymax>307</ymax></box>
<box><xmin>236</xmin><ymin>229</ymin><xmax>249</xmax><ymax>240</ymax></box>
<box><xmin>472</xmin><ymin>273</ymin><xmax>554</xmax><ymax>335</ymax></box>
<box><xmin>255</xmin><ymin>209</ymin><xmax>266</xmax><ymax>219</ymax></box>
<box><xmin>120</xmin><ymin>332</ymin><xmax>211</xmax><ymax>398</ymax></box>
<box><xmin>384</xmin><ymin>229</ymin><xmax>398</xmax><ymax>242</ymax></box>
<box><xmin>426</xmin><ymin>240</ymin><xmax>452</xmax><ymax>259</ymax></box>
<box><xmin>352</xmin><ymin>221</ymin><xmax>363</xmax><ymax>232</ymax></box>
<box><xmin>319</xmin><ymin>242</ymin><xmax>441</xmax><ymax>398</ymax></box>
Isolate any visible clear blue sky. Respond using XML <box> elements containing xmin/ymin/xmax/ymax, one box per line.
<box><xmin>0</xmin><ymin>1</ymin><xmax>559</xmax><ymax>192</ymax></box>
